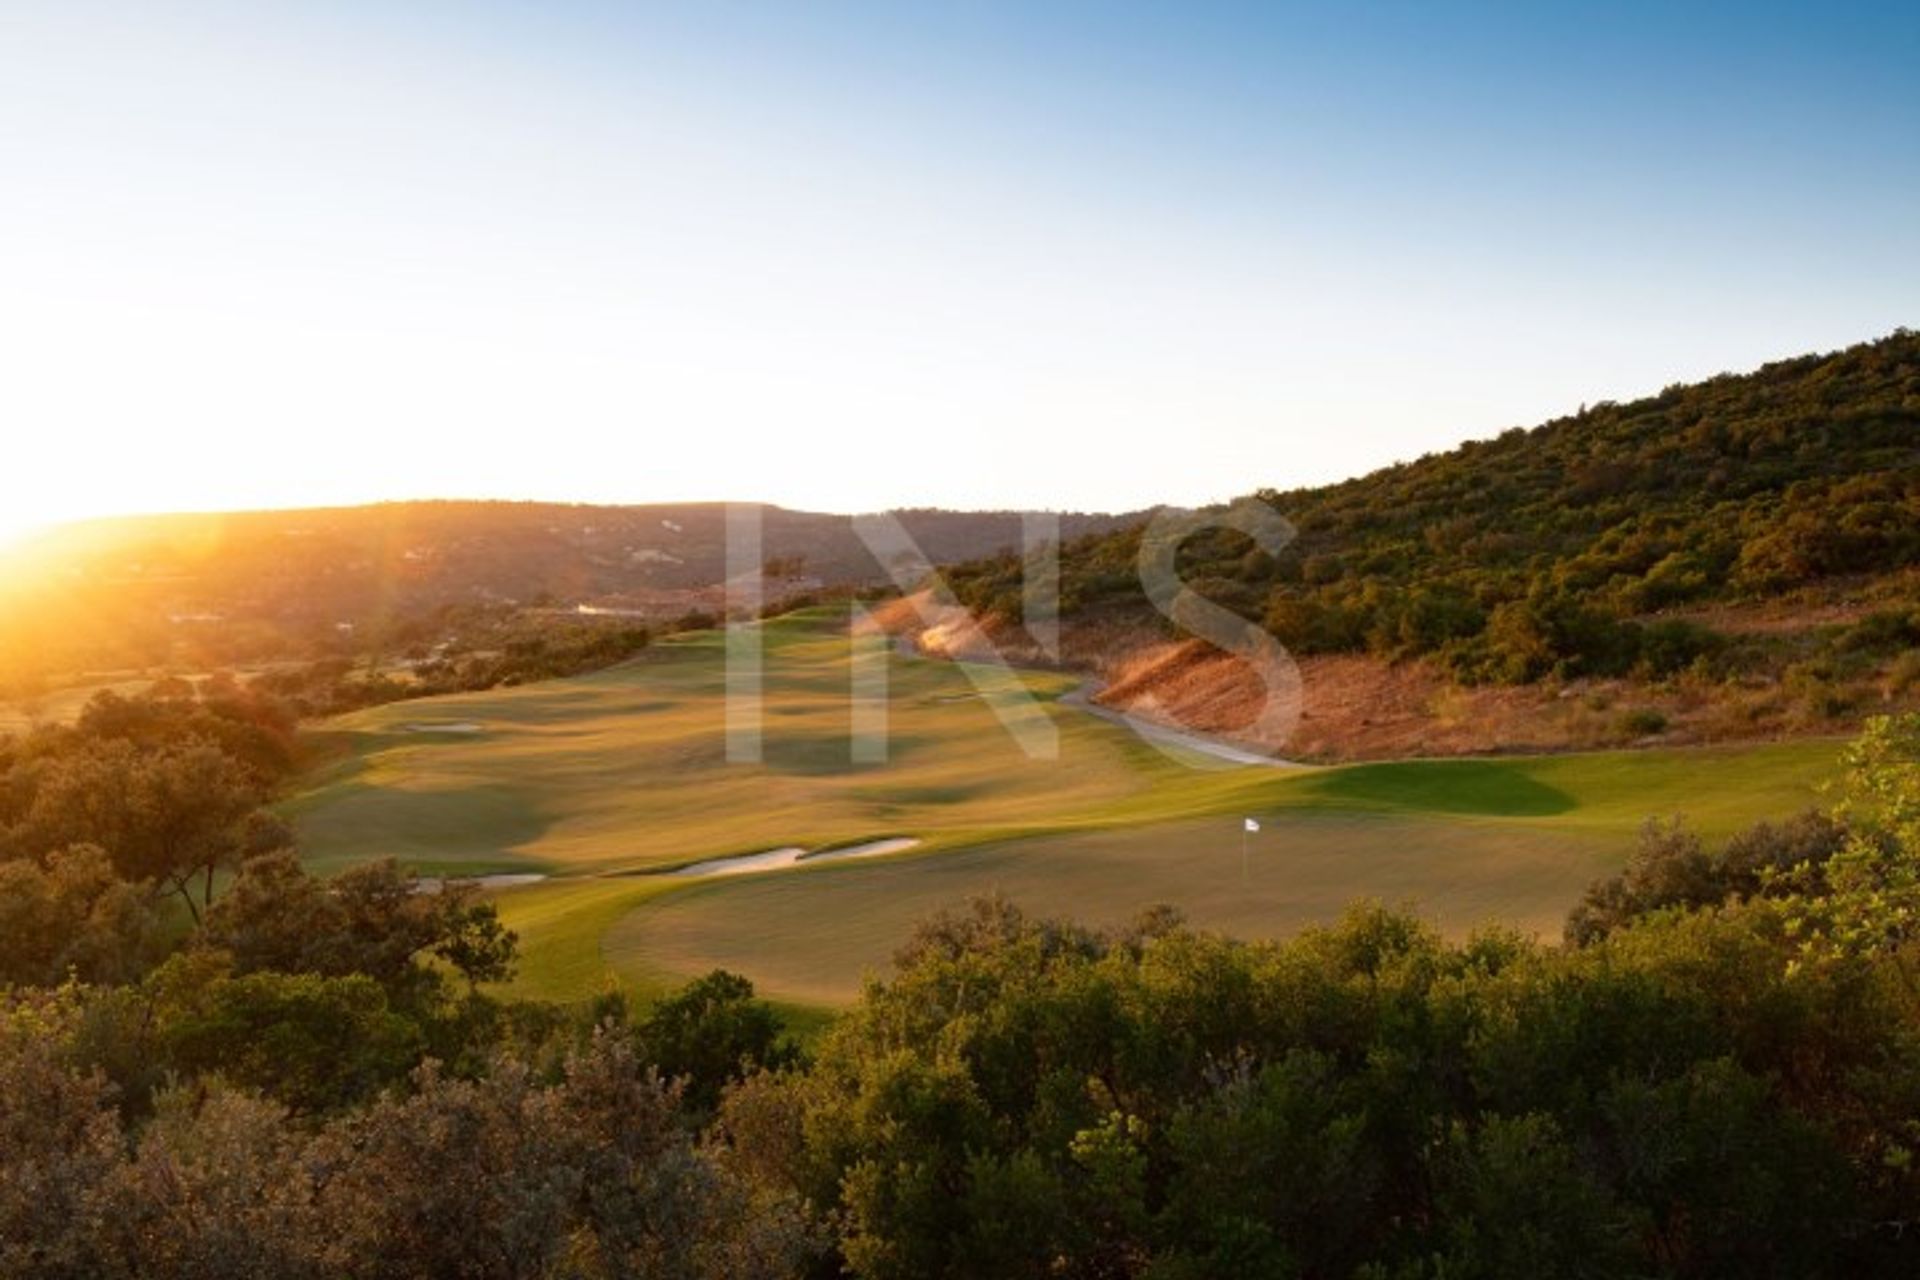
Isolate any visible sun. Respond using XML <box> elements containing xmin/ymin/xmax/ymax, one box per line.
<box><xmin>0</xmin><ymin>512</ymin><xmax>54</xmax><ymax>555</ymax></box>
<box><xmin>0</xmin><ymin>501</ymin><xmax>75</xmax><ymax>575</ymax></box>
<box><xmin>0</xmin><ymin>487</ymin><xmax>112</xmax><ymax>556</ymax></box>
<box><xmin>0</xmin><ymin>518</ymin><xmax>44</xmax><ymax>557</ymax></box>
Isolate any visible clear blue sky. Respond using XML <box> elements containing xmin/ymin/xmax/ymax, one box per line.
<box><xmin>1</xmin><ymin>1</ymin><xmax>1914</xmax><ymax>535</ymax></box>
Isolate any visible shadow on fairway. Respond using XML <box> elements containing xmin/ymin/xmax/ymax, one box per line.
<box><xmin>1301</xmin><ymin>758</ymin><xmax>1577</xmax><ymax>817</ymax></box>
<box><xmin>761</xmin><ymin>730</ymin><xmax>932</xmax><ymax>775</ymax></box>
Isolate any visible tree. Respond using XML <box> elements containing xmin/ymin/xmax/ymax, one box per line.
<box><xmin>92</xmin><ymin>1082</ymin><xmax>324</xmax><ymax>1280</ymax></box>
<box><xmin>0</xmin><ymin>845</ymin><xmax>163</xmax><ymax>986</ymax></box>
<box><xmin>1781</xmin><ymin>713</ymin><xmax>1920</xmax><ymax>971</ymax></box>
<box><xmin>638</xmin><ymin>970</ymin><xmax>794</xmax><ymax>1113</ymax></box>
<box><xmin>200</xmin><ymin>852</ymin><xmax>518</xmax><ymax>1005</ymax></box>
<box><xmin>305</xmin><ymin>1032</ymin><xmax>817</xmax><ymax>1279</ymax></box>
<box><xmin>434</xmin><ymin>895</ymin><xmax>519</xmax><ymax>991</ymax></box>
<box><xmin>0</xmin><ymin>986</ymin><xmax>125</xmax><ymax>1280</ymax></box>
<box><xmin>149</xmin><ymin>956</ymin><xmax>422</xmax><ymax>1115</ymax></box>
<box><xmin>10</xmin><ymin>739</ymin><xmax>279</xmax><ymax>923</ymax></box>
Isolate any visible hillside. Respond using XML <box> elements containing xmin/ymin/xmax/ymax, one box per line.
<box><xmin>0</xmin><ymin>501</ymin><xmax>1133</xmax><ymax>688</ymax></box>
<box><xmin>930</xmin><ymin>331</ymin><xmax>1920</xmax><ymax>758</ymax></box>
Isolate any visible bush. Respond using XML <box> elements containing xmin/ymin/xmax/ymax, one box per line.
<box><xmin>151</xmin><ymin>960</ymin><xmax>423</xmax><ymax>1114</ymax></box>
<box><xmin>1638</xmin><ymin>618</ymin><xmax>1722</xmax><ymax>677</ymax></box>
<box><xmin>1888</xmin><ymin>649</ymin><xmax>1920</xmax><ymax>699</ymax></box>
<box><xmin>1566</xmin><ymin>810</ymin><xmax>1847</xmax><ymax>945</ymax></box>
<box><xmin>1840</xmin><ymin>609</ymin><xmax>1920</xmax><ymax>656</ymax></box>
<box><xmin>1619</xmin><ymin>707</ymin><xmax>1669</xmax><ymax>736</ymax></box>
<box><xmin>637</xmin><ymin>970</ymin><xmax>796</xmax><ymax>1112</ymax></box>
<box><xmin>727</xmin><ymin>895</ymin><xmax>1915</xmax><ymax>1279</ymax></box>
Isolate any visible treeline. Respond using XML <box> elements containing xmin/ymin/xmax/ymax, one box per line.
<box><xmin>6</xmin><ymin>711</ymin><xmax>1920</xmax><ymax>1276</ymax></box>
<box><xmin>251</xmin><ymin>612</ymin><xmax>658</xmax><ymax>718</ymax></box>
<box><xmin>947</xmin><ymin>330</ymin><xmax>1920</xmax><ymax>688</ymax></box>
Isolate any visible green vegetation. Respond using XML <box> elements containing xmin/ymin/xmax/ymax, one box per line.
<box><xmin>278</xmin><ymin>606</ymin><xmax>1836</xmax><ymax>1004</ymax></box>
<box><xmin>290</xmin><ymin>611</ymin><xmax>1155</xmax><ymax>878</ymax></box>
<box><xmin>728</xmin><ymin>878</ymin><xmax>1920</xmax><ymax>1278</ymax></box>
<box><xmin>4</xmin><ymin>519</ymin><xmax>1918</xmax><ymax>1275</ymax></box>
<box><xmin>249</xmin><ymin>611</ymin><xmax>656</xmax><ymax>718</ymax></box>
<box><xmin>5</xmin><ymin>329</ymin><xmax>1915</xmax><ymax>1271</ymax></box>
<box><xmin>0</xmin><ymin>682</ymin><xmax>299</xmax><ymax>927</ymax></box>
<box><xmin>0</xmin><ymin>499</ymin><xmax>1133</xmax><ymax>690</ymax></box>
<box><xmin>948</xmin><ymin>331</ymin><xmax>1920</xmax><ymax>694</ymax></box>
<box><xmin>5</xmin><ymin>716</ymin><xmax>1920</xmax><ymax>1276</ymax></box>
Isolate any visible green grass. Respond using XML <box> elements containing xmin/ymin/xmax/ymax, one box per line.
<box><xmin>1282</xmin><ymin>740</ymin><xmax>1839</xmax><ymax>836</ymax></box>
<box><xmin>602</xmin><ymin>813</ymin><xmax>1617</xmax><ymax>1005</ymax></box>
<box><xmin>288</xmin><ymin>613</ymin><xmax>1191</xmax><ymax>876</ymax></box>
<box><xmin>601</xmin><ymin>739</ymin><xmax>1836</xmax><ymax>1005</ymax></box>
<box><xmin>285</xmin><ymin>608</ymin><xmax>1842</xmax><ymax>1009</ymax></box>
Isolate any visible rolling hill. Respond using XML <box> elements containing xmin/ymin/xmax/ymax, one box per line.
<box><xmin>0</xmin><ymin>500</ymin><xmax>1136</xmax><ymax>689</ymax></box>
<box><xmin>926</xmin><ymin>330</ymin><xmax>1920</xmax><ymax>758</ymax></box>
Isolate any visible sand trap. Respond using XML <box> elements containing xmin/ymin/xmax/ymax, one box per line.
<box><xmin>810</xmin><ymin>837</ymin><xmax>921</xmax><ymax>863</ymax></box>
<box><xmin>672</xmin><ymin>846</ymin><xmax>809</xmax><ymax>878</ymax></box>
<box><xmin>669</xmin><ymin>837</ymin><xmax>923</xmax><ymax>880</ymax></box>
<box><xmin>415</xmin><ymin>872</ymin><xmax>548</xmax><ymax>894</ymax></box>
<box><xmin>402</xmin><ymin>721</ymin><xmax>483</xmax><ymax>735</ymax></box>
<box><xmin>469</xmin><ymin>872</ymin><xmax>547</xmax><ymax>889</ymax></box>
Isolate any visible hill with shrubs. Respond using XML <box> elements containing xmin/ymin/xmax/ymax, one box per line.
<box><xmin>937</xmin><ymin>330</ymin><xmax>1920</xmax><ymax>757</ymax></box>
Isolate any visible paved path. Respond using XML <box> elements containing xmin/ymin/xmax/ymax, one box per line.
<box><xmin>892</xmin><ymin>632</ymin><xmax>1302</xmax><ymax>768</ymax></box>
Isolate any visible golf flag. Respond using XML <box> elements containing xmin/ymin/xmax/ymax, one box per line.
<box><xmin>1244</xmin><ymin>817</ymin><xmax>1261</xmax><ymax>833</ymax></box>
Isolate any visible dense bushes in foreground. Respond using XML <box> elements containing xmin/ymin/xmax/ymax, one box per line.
<box><xmin>740</xmin><ymin>895</ymin><xmax>1919</xmax><ymax>1279</ymax></box>
<box><xmin>4</xmin><ymin>716</ymin><xmax>1920</xmax><ymax>1276</ymax></box>
<box><xmin>2</xmin><ymin>992</ymin><xmax>815</xmax><ymax>1280</ymax></box>
<box><xmin>7</xmin><ymin>887</ymin><xmax>1920</xmax><ymax>1277</ymax></box>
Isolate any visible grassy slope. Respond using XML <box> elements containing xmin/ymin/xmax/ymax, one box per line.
<box><xmin>605</xmin><ymin>740</ymin><xmax>1834</xmax><ymax>1005</ymax></box>
<box><xmin>288</xmin><ymin>612</ymin><xmax>1208</xmax><ymax>876</ymax></box>
<box><xmin>285</xmin><ymin>609</ymin><xmax>1839</xmax><ymax>1007</ymax></box>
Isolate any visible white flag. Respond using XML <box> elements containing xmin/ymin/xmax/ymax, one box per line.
<box><xmin>1244</xmin><ymin>817</ymin><xmax>1261</xmax><ymax>833</ymax></box>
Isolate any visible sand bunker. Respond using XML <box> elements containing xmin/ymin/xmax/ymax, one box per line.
<box><xmin>669</xmin><ymin>837</ymin><xmax>922</xmax><ymax>879</ymax></box>
<box><xmin>415</xmin><ymin>872</ymin><xmax>548</xmax><ymax>894</ymax></box>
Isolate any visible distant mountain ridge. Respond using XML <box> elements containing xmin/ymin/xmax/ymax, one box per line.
<box><xmin>0</xmin><ymin>501</ymin><xmax>1137</xmax><ymax>681</ymax></box>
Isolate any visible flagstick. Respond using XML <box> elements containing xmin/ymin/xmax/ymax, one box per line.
<box><xmin>1242</xmin><ymin>824</ymin><xmax>1248</xmax><ymax>883</ymax></box>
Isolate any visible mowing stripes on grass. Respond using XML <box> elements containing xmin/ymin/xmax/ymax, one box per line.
<box><xmin>289</xmin><ymin>607</ymin><xmax>1842</xmax><ymax>1007</ymax></box>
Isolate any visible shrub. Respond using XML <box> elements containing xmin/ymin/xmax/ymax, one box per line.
<box><xmin>1619</xmin><ymin>707</ymin><xmax>1669</xmax><ymax>737</ymax></box>
<box><xmin>1887</xmin><ymin>649</ymin><xmax>1920</xmax><ymax>699</ymax></box>
<box><xmin>1638</xmin><ymin>618</ymin><xmax>1723</xmax><ymax>677</ymax></box>
<box><xmin>1839</xmin><ymin>609</ymin><xmax>1920</xmax><ymax>656</ymax></box>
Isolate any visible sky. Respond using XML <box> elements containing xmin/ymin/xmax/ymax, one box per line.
<box><xmin>1</xmin><ymin>1</ymin><xmax>1915</xmax><ymax>544</ymax></box>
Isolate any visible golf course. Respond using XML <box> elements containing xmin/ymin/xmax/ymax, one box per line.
<box><xmin>286</xmin><ymin>608</ymin><xmax>1841</xmax><ymax>1006</ymax></box>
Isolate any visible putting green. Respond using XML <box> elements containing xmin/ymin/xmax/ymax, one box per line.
<box><xmin>285</xmin><ymin>608</ymin><xmax>1841</xmax><ymax>1007</ymax></box>
<box><xmin>600</xmin><ymin>739</ymin><xmax>1837</xmax><ymax>1004</ymax></box>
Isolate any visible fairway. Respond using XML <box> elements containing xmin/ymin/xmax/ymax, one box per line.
<box><xmin>604</xmin><ymin>812</ymin><xmax>1632</xmax><ymax>1004</ymax></box>
<box><xmin>288</xmin><ymin>611</ymin><xmax>1244</xmax><ymax>876</ymax></box>
<box><xmin>602</xmin><ymin>739</ymin><xmax>1837</xmax><ymax>1004</ymax></box>
<box><xmin>286</xmin><ymin>609</ymin><xmax>1841</xmax><ymax>1007</ymax></box>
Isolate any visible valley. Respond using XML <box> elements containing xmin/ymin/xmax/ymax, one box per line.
<box><xmin>286</xmin><ymin>606</ymin><xmax>1839</xmax><ymax>1007</ymax></box>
